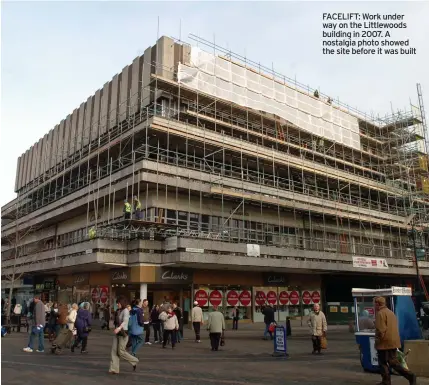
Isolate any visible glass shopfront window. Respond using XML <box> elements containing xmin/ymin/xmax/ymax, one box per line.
<box><xmin>194</xmin><ymin>285</ymin><xmax>252</xmax><ymax>322</ymax></box>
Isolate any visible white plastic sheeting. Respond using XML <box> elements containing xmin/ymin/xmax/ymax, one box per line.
<box><xmin>178</xmin><ymin>47</ymin><xmax>361</xmax><ymax>150</ymax></box>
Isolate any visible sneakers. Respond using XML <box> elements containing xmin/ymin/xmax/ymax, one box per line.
<box><xmin>23</xmin><ymin>347</ymin><xmax>33</xmax><ymax>353</ymax></box>
<box><xmin>36</xmin><ymin>350</ymin><xmax>45</xmax><ymax>353</ymax></box>
<box><xmin>197</xmin><ymin>340</ymin><xmax>201</xmax><ymax>343</ymax></box>
<box><xmin>145</xmin><ymin>342</ymin><xmax>152</xmax><ymax>345</ymax></box>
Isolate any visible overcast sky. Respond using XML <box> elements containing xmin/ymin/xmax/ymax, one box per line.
<box><xmin>1</xmin><ymin>1</ymin><xmax>428</xmax><ymax>206</ymax></box>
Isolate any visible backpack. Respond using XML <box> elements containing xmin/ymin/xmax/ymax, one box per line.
<box><xmin>128</xmin><ymin>309</ymin><xmax>143</xmax><ymax>336</ymax></box>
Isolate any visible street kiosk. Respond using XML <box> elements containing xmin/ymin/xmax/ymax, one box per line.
<box><xmin>352</xmin><ymin>286</ymin><xmax>422</xmax><ymax>373</ymax></box>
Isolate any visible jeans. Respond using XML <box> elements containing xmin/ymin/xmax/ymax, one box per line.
<box><xmin>130</xmin><ymin>334</ymin><xmax>144</xmax><ymax>354</ymax></box>
<box><xmin>264</xmin><ymin>323</ymin><xmax>272</xmax><ymax>339</ymax></box>
<box><xmin>162</xmin><ymin>330</ymin><xmax>176</xmax><ymax>348</ymax></box>
<box><xmin>233</xmin><ymin>317</ymin><xmax>239</xmax><ymax>330</ymax></box>
<box><xmin>193</xmin><ymin>322</ymin><xmax>201</xmax><ymax>340</ymax></box>
<box><xmin>152</xmin><ymin>323</ymin><xmax>161</xmax><ymax>342</ymax></box>
<box><xmin>72</xmin><ymin>335</ymin><xmax>88</xmax><ymax>352</ymax></box>
<box><xmin>209</xmin><ymin>332</ymin><xmax>221</xmax><ymax>350</ymax></box>
<box><xmin>144</xmin><ymin>323</ymin><xmax>151</xmax><ymax>343</ymax></box>
<box><xmin>28</xmin><ymin>328</ymin><xmax>44</xmax><ymax>351</ymax></box>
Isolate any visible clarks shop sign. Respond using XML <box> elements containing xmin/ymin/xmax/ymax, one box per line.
<box><xmin>155</xmin><ymin>268</ymin><xmax>193</xmax><ymax>284</ymax></box>
<box><xmin>111</xmin><ymin>268</ymin><xmax>131</xmax><ymax>284</ymax></box>
<box><xmin>73</xmin><ymin>273</ymin><xmax>89</xmax><ymax>286</ymax></box>
<box><xmin>263</xmin><ymin>274</ymin><xmax>287</xmax><ymax>286</ymax></box>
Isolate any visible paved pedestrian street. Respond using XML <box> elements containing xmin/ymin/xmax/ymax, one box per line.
<box><xmin>2</xmin><ymin>325</ymin><xmax>428</xmax><ymax>385</ymax></box>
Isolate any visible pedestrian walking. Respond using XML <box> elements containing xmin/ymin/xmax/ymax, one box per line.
<box><xmin>129</xmin><ymin>300</ymin><xmax>145</xmax><ymax>356</ymax></box>
<box><xmin>51</xmin><ymin>303</ymin><xmax>78</xmax><ymax>355</ymax></box>
<box><xmin>159</xmin><ymin>305</ymin><xmax>179</xmax><ymax>349</ymax></box>
<box><xmin>262</xmin><ymin>304</ymin><xmax>275</xmax><ymax>340</ymax></box>
<box><xmin>71</xmin><ymin>302</ymin><xmax>92</xmax><ymax>354</ymax></box>
<box><xmin>109</xmin><ymin>296</ymin><xmax>139</xmax><ymax>375</ymax></box>
<box><xmin>191</xmin><ymin>301</ymin><xmax>203</xmax><ymax>342</ymax></box>
<box><xmin>374</xmin><ymin>296</ymin><xmax>417</xmax><ymax>385</ymax></box>
<box><xmin>23</xmin><ymin>295</ymin><xmax>45</xmax><ymax>353</ymax></box>
<box><xmin>172</xmin><ymin>302</ymin><xmax>183</xmax><ymax>342</ymax></box>
<box><xmin>47</xmin><ymin>302</ymin><xmax>59</xmax><ymax>342</ymax></box>
<box><xmin>307</xmin><ymin>303</ymin><xmax>327</xmax><ymax>355</ymax></box>
<box><xmin>232</xmin><ymin>306</ymin><xmax>239</xmax><ymax>330</ymax></box>
<box><xmin>101</xmin><ymin>305</ymin><xmax>111</xmax><ymax>330</ymax></box>
<box><xmin>142</xmin><ymin>299</ymin><xmax>151</xmax><ymax>345</ymax></box>
<box><xmin>151</xmin><ymin>305</ymin><xmax>161</xmax><ymax>343</ymax></box>
<box><xmin>207</xmin><ymin>305</ymin><xmax>225</xmax><ymax>351</ymax></box>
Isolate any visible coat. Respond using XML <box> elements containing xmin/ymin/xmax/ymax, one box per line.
<box><xmin>129</xmin><ymin>307</ymin><xmax>144</xmax><ymax>336</ymax></box>
<box><xmin>159</xmin><ymin>311</ymin><xmax>179</xmax><ymax>331</ymax></box>
<box><xmin>34</xmin><ymin>301</ymin><xmax>46</xmax><ymax>327</ymax></box>
<box><xmin>375</xmin><ymin>306</ymin><xmax>401</xmax><ymax>350</ymax></box>
<box><xmin>192</xmin><ymin>306</ymin><xmax>203</xmax><ymax>323</ymax></box>
<box><xmin>57</xmin><ymin>304</ymin><xmax>68</xmax><ymax>325</ymax></box>
<box><xmin>207</xmin><ymin>311</ymin><xmax>225</xmax><ymax>334</ymax></box>
<box><xmin>262</xmin><ymin>307</ymin><xmax>275</xmax><ymax>324</ymax></box>
<box><xmin>308</xmin><ymin>311</ymin><xmax>327</xmax><ymax>337</ymax></box>
<box><xmin>75</xmin><ymin>309</ymin><xmax>92</xmax><ymax>337</ymax></box>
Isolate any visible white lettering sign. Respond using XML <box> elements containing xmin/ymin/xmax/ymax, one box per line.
<box><xmin>112</xmin><ymin>271</ymin><xmax>128</xmax><ymax>281</ymax></box>
<box><xmin>161</xmin><ymin>270</ymin><xmax>188</xmax><ymax>281</ymax></box>
<box><xmin>391</xmin><ymin>286</ymin><xmax>412</xmax><ymax>296</ymax></box>
<box><xmin>369</xmin><ymin>337</ymin><xmax>378</xmax><ymax>365</ymax></box>
<box><xmin>74</xmin><ymin>276</ymin><xmax>86</xmax><ymax>285</ymax></box>
<box><xmin>267</xmin><ymin>275</ymin><xmax>285</xmax><ymax>284</ymax></box>
<box><xmin>352</xmin><ymin>257</ymin><xmax>389</xmax><ymax>269</ymax></box>
<box><xmin>86</xmin><ymin>249</ymin><xmax>93</xmax><ymax>254</ymax></box>
<box><xmin>185</xmin><ymin>248</ymin><xmax>204</xmax><ymax>253</ymax></box>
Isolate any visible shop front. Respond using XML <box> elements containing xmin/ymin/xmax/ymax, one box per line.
<box><xmin>193</xmin><ymin>270</ymin><xmax>321</xmax><ymax>323</ymax></box>
<box><xmin>33</xmin><ymin>276</ymin><xmax>57</xmax><ymax>303</ymax></box>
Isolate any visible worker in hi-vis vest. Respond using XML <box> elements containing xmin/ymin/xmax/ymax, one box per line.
<box><xmin>133</xmin><ymin>195</ymin><xmax>142</xmax><ymax>220</ymax></box>
<box><xmin>124</xmin><ymin>199</ymin><xmax>131</xmax><ymax>220</ymax></box>
<box><xmin>88</xmin><ymin>226</ymin><xmax>96</xmax><ymax>240</ymax></box>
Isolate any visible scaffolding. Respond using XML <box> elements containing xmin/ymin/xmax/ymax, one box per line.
<box><xmin>2</xmin><ymin>34</ymin><xmax>429</xmax><ymax>281</ymax></box>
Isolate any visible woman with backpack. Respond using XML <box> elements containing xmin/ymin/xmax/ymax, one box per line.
<box><xmin>109</xmin><ymin>296</ymin><xmax>139</xmax><ymax>375</ymax></box>
<box><xmin>71</xmin><ymin>302</ymin><xmax>92</xmax><ymax>354</ymax></box>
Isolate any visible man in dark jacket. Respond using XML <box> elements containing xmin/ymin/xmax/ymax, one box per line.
<box><xmin>374</xmin><ymin>297</ymin><xmax>417</xmax><ymax>385</ymax></box>
<box><xmin>23</xmin><ymin>296</ymin><xmax>45</xmax><ymax>353</ymax></box>
<box><xmin>173</xmin><ymin>303</ymin><xmax>184</xmax><ymax>342</ymax></box>
<box><xmin>262</xmin><ymin>304</ymin><xmax>275</xmax><ymax>340</ymax></box>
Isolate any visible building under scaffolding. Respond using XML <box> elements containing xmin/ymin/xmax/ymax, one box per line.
<box><xmin>2</xmin><ymin>35</ymin><xmax>428</xmax><ymax>319</ymax></box>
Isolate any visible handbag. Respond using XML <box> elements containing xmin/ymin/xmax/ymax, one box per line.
<box><xmin>220</xmin><ymin>331</ymin><xmax>225</xmax><ymax>347</ymax></box>
<box><xmin>320</xmin><ymin>335</ymin><xmax>328</xmax><ymax>350</ymax></box>
<box><xmin>83</xmin><ymin>326</ymin><xmax>92</xmax><ymax>333</ymax></box>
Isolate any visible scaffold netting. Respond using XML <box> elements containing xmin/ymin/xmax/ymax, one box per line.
<box><xmin>178</xmin><ymin>47</ymin><xmax>360</xmax><ymax>150</ymax></box>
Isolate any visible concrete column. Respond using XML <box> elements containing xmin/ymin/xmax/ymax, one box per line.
<box><xmin>140</xmin><ymin>283</ymin><xmax>148</xmax><ymax>301</ymax></box>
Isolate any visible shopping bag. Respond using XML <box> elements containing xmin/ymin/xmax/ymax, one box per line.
<box><xmin>320</xmin><ymin>336</ymin><xmax>328</xmax><ymax>350</ymax></box>
<box><xmin>396</xmin><ymin>349</ymin><xmax>409</xmax><ymax>370</ymax></box>
<box><xmin>269</xmin><ymin>322</ymin><xmax>276</xmax><ymax>333</ymax></box>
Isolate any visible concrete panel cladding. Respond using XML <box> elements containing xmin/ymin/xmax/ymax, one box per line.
<box><xmin>76</xmin><ymin>103</ymin><xmax>85</xmax><ymax>152</ymax></box>
<box><xmin>40</xmin><ymin>134</ymin><xmax>48</xmax><ymax>176</ymax></box>
<box><xmin>29</xmin><ymin>142</ymin><xmax>37</xmax><ymax>182</ymax></box>
<box><xmin>58</xmin><ymin>120</ymin><xmax>65</xmax><ymax>163</ymax></box>
<box><xmin>142</xmin><ymin>46</ymin><xmax>152</xmax><ymax>108</ymax></box>
<box><xmin>156</xmin><ymin>36</ymin><xmax>174</xmax><ymax>80</ymax></box>
<box><xmin>92</xmin><ymin>89</ymin><xmax>102</xmax><ymax>142</ymax></box>
<box><xmin>32</xmin><ymin>141</ymin><xmax>40</xmax><ymax>180</ymax></box>
<box><xmin>64</xmin><ymin>115</ymin><xmax>72</xmax><ymax>157</ymax></box>
<box><xmin>109</xmin><ymin>74</ymin><xmax>120</xmax><ymax>130</ymax></box>
<box><xmin>83</xmin><ymin>96</ymin><xmax>93</xmax><ymax>148</ymax></box>
<box><xmin>69</xmin><ymin>109</ymin><xmax>78</xmax><ymax>156</ymax></box>
<box><xmin>25</xmin><ymin>146</ymin><xmax>33</xmax><ymax>185</ymax></box>
<box><xmin>51</xmin><ymin>125</ymin><xmax>59</xmax><ymax>170</ymax></box>
<box><xmin>15</xmin><ymin>156</ymin><xmax>22</xmax><ymax>192</ymax></box>
<box><xmin>47</xmin><ymin>129</ymin><xmax>54</xmax><ymax>170</ymax></box>
<box><xmin>21</xmin><ymin>151</ymin><xmax>28</xmax><ymax>189</ymax></box>
<box><xmin>131</xmin><ymin>55</ymin><xmax>143</xmax><ymax>115</ymax></box>
<box><xmin>100</xmin><ymin>82</ymin><xmax>111</xmax><ymax>136</ymax></box>
<box><xmin>119</xmin><ymin>65</ymin><xmax>131</xmax><ymax>121</ymax></box>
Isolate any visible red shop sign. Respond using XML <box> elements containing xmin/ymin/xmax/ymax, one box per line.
<box><xmin>194</xmin><ymin>290</ymin><xmax>208</xmax><ymax>307</ymax></box>
<box><xmin>227</xmin><ymin>290</ymin><xmax>239</xmax><ymax>306</ymax></box>
<box><xmin>239</xmin><ymin>290</ymin><xmax>251</xmax><ymax>306</ymax></box>
<box><xmin>91</xmin><ymin>288</ymin><xmax>100</xmax><ymax>302</ymax></box>
<box><xmin>255</xmin><ymin>291</ymin><xmax>267</xmax><ymax>306</ymax></box>
<box><xmin>279</xmin><ymin>291</ymin><xmax>289</xmax><ymax>305</ymax></box>
<box><xmin>289</xmin><ymin>291</ymin><xmax>300</xmax><ymax>305</ymax></box>
<box><xmin>209</xmin><ymin>290</ymin><xmax>223</xmax><ymax>306</ymax></box>
<box><xmin>365</xmin><ymin>307</ymin><xmax>375</xmax><ymax>316</ymax></box>
<box><xmin>302</xmin><ymin>291</ymin><xmax>312</xmax><ymax>305</ymax></box>
<box><xmin>311</xmin><ymin>291</ymin><xmax>321</xmax><ymax>304</ymax></box>
<box><xmin>267</xmin><ymin>291</ymin><xmax>277</xmax><ymax>305</ymax></box>
<box><xmin>100</xmin><ymin>286</ymin><xmax>109</xmax><ymax>304</ymax></box>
